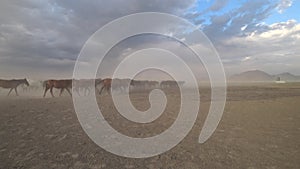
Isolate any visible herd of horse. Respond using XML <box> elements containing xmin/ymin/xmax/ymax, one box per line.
<box><xmin>0</xmin><ymin>78</ymin><xmax>185</xmax><ymax>97</ymax></box>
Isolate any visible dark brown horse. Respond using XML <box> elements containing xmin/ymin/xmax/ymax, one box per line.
<box><xmin>98</xmin><ymin>78</ymin><xmax>112</xmax><ymax>95</ymax></box>
<box><xmin>0</xmin><ymin>78</ymin><xmax>29</xmax><ymax>96</ymax></box>
<box><xmin>43</xmin><ymin>79</ymin><xmax>72</xmax><ymax>97</ymax></box>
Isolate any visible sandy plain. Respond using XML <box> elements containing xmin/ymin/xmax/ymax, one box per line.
<box><xmin>0</xmin><ymin>83</ymin><xmax>299</xmax><ymax>169</ymax></box>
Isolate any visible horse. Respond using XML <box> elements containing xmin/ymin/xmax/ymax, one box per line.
<box><xmin>98</xmin><ymin>78</ymin><xmax>116</xmax><ymax>95</ymax></box>
<box><xmin>160</xmin><ymin>80</ymin><xmax>178</xmax><ymax>88</ymax></box>
<box><xmin>73</xmin><ymin>78</ymin><xmax>103</xmax><ymax>96</ymax></box>
<box><xmin>98</xmin><ymin>78</ymin><xmax>136</xmax><ymax>95</ymax></box>
<box><xmin>98</xmin><ymin>78</ymin><xmax>112</xmax><ymax>95</ymax></box>
<box><xmin>130</xmin><ymin>80</ymin><xmax>150</xmax><ymax>91</ymax></box>
<box><xmin>0</xmin><ymin>78</ymin><xmax>30</xmax><ymax>96</ymax></box>
<box><xmin>73</xmin><ymin>79</ymin><xmax>92</xmax><ymax>96</ymax></box>
<box><xmin>110</xmin><ymin>78</ymin><xmax>132</xmax><ymax>93</ymax></box>
<box><xmin>143</xmin><ymin>80</ymin><xmax>159</xmax><ymax>90</ymax></box>
<box><xmin>43</xmin><ymin>79</ymin><xmax>72</xmax><ymax>97</ymax></box>
<box><xmin>160</xmin><ymin>80</ymin><xmax>185</xmax><ymax>89</ymax></box>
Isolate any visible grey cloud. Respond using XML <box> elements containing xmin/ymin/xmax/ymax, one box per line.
<box><xmin>0</xmin><ymin>0</ymin><xmax>195</xmax><ymax>78</ymax></box>
<box><xmin>0</xmin><ymin>0</ymin><xmax>299</xmax><ymax>79</ymax></box>
<box><xmin>209</xmin><ymin>0</ymin><xmax>229</xmax><ymax>11</ymax></box>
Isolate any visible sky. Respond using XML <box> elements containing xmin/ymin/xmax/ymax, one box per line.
<box><xmin>0</xmin><ymin>0</ymin><xmax>299</xmax><ymax>79</ymax></box>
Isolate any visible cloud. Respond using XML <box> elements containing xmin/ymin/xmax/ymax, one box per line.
<box><xmin>219</xmin><ymin>19</ymin><xmax>300</xmax><ymax>75</ymax></box>
<box><xmin>249</xmin><ymin>19</ymin><xmax>299</xmax><ymax>39</ymax></box>
<box><xmin>182</xmin><ymin>0</ymin><xmax>297</xmax><ymax>75</ymax></box>
<box><xmin>242</xmin><ymin>56</ymin><xmax>251</xmax><ymax>62</ymax></box>
<box><xmin>209</xmin><ymin>0</ymin><xmax>229</xmax><ymax>11</ymax></box>
<box><xmin>0</xmin><ymin>0</ymin><xmax>195</xmax><ymax>78</ymax></box>
<box><xmin>0</xmin><ymin>0</ymin><xmax>299</xmax><ymax>79</ymax></box>
<box><xmin>277</xmin><ymin>0</ymin><xmax>293</xmax><ymax>14</ymax></box>
<box><xmin>203</xmin><ymin>0</ymin><xmax>277</xmax><ymax>41</ymax></box>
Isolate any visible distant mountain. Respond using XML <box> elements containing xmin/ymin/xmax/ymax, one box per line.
<box><xmin>274</xmin><ymin>72</ymin><xmax>300</xmax><ymax>81</ymax></box>
<box><xmin>229</xmin><ymin>70</ymin><xmax>300</xmax><ymax>82</ymax></box>
<box><xmin>229</xmin><ymin>70</ymin><xmax>274</xmax><ymax>82</ymax></box>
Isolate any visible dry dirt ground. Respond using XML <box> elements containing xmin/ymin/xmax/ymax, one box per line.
<box><xmin>0</xmin><ymin>83</ymin><xmax>299</xmax><ymax>169</ymax></box>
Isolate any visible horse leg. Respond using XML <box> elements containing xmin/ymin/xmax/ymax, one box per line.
<box><xmin>99</xmin><ymin>86</ymin><xmax>104</xmax><ymax>95</ymax></box>
<box><xmin>7</xmin><ymin>88</ymin><xmax>13</xmax><ymax>96</ymax></box>
<box><xmin>50</xmin><ymin>87</ymin><xmax>55</xmax><ymax>97</ymax></box>
<box><xmin>43</xmin><ymin>87</ymin><xmax>49</xmax><ymax>97</ymax></box>
<box><xmin>66</xmin><ymin>88</ymin><xmax>72</xmax><ymax>96</ymax></box>
<box><xmin>15</xmin><ymin>88</ymin><xmax>19</xmax><ymax>96</ymax></box>
<box><xmin>107</xmin><ymin>86</ymin><xmax>111</xmax><ymax>95</ymax></box>
<box><xmin>59</xmin><ymin>88</ymin><xmax>64</xmax><ymax>96</ymax></box>
<box><xmin>95</xmin><ymin>86</ymin><xmax>100</xmax><ymax>95</ymax></box>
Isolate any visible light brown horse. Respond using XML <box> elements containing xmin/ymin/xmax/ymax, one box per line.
<box><xmin>43</xmin><ymin>79</ymin><xmax>72</xmax><ymax>97</ymax></box>
<box><xmin>0</xmin><ymin>78</ymin><xmax>29</xmax><ymax>96</ymax></box>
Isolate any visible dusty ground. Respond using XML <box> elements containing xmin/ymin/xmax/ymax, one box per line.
<box><xmin>0</xmin><ymin>83</ymin><xmax>300</xmax><ymax>169</ymax></box>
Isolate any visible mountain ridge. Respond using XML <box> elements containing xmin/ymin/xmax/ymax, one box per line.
<box><xmin>229</xmin><ymin>70</ymin><xmax>300</xmax><ymax>82</ymax></box>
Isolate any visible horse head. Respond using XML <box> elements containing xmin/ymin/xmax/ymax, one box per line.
<box><xmin>23</xmin><ymin>78</ymin><xmax>30</xmax><ymax>86</ymax></box>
